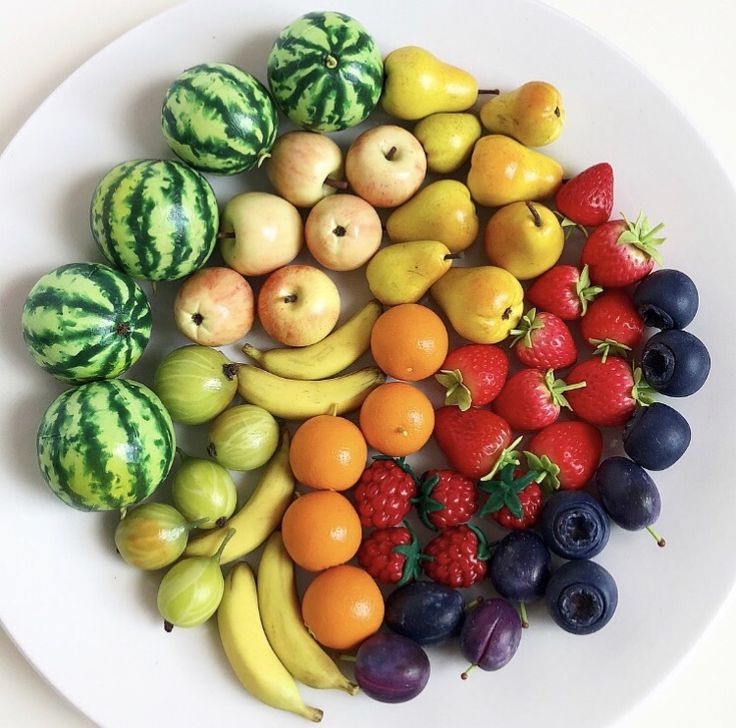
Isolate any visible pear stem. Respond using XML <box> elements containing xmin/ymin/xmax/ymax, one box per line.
<box><xmin>216</xmin><ymin>230</ymin><xmax>236</xmax><ymax>239</ymax></box>
<box><xmin>526</xmin><ymin>201</ymin><xmax>542</xmax><ymax>227</ymax></box>
<box><xmin>477</xmin><ymin>88</ymin><xmax>500</xmax><ymax>95</ymax></box>
<box><xmin>444</xmin><ymin>253</ymin><xmax>463</xmax><ymax>260</ymax></box>
<box><xmin>324</xmin><ymin>177</ymin><xmax>348</xmax><ymax>190</ymax></box>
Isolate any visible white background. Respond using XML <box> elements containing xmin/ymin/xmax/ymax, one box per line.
<box><xmin>1</xmin><ymin>1</ymin><xmax>734</xmax><ymax>726</ymax></box>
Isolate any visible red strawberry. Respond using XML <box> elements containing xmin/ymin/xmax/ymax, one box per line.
<box><xmin>478</xmin><ymin>463</ymin><xmax>544</xmax><ymax>530</ymax></box>
<box><xmin>581</xmin><ymin>289</ymin><xmax>645</xmax><ymax>360</ymax></box>
<box><xmin>422</xmin><ymin>524</ymin><xmax>489</xmax><ymax>588</ymax></box>
<box><xmin>555</xmin><ymin>162</ymin><xmax>614</xmax><ymax>227</ymax></box>
<box><xmin>433</xmin><ymin>406</ymin><xmax>515</xmax><ymax>480</ymax></box>
<box><xmin>509</xmin><ymin>309</ymin><xmax>577</xmax><ymax>369</ymax></box>
<box><xmin>526</xmin><ymin>264</ymin><xmax>602</xmax><ymax>320</ymax></box>
<box><xmin>353</xmin><ymin>457</ymin><xmax>417</xmax><ymax>528</ymax></box>
<box><xmin>414</xmin><ymin>469</ymin><xmax>479</xmax><ymax>530</ymax></box>
<box><xmin>581</xmin><ymin>212</ymin><xmax>665</xmax><ymax>288</ymax></box>
<box><xmin>492</xmin><ymin>368</ymin><xmax>586</xmax><ymax>432</ymax></box>
<box><xmin>525</xmin><ymin>420</ymin><xmax>603</xmax><ymax>490</ymax></box>
<box><xmin>565</xmin><ymin>357</ymin><xmax>654</xmax><ymax>427</ymax></box>
<box><xmin>435</xmin><ymin>344</ymin><xmax>509</xmax><ymax>411</ymax></box>
<box><xmin>358</xmin><ymin>524</ymin><xmax>423</xmax><ymax>586</ymax></box>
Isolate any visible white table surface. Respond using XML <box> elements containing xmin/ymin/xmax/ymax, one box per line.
<box><xmin>2</xmin><ymin>1</ymin><xmax>735</xmax><ymax>726</ymax></box>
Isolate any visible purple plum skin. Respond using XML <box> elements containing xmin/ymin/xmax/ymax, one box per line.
<box><xmin>460</xmin><ymin>598</ymin><xmax>522</xmax><ymax>671</ymax></box>
<box><xmin>355</xmin><ymin>633</ymin><xmax>431</xmax><ymax>703</ymax></box>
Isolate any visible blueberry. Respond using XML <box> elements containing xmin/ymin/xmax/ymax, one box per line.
<box><xmin>545</xmin><ymin>560</ymin><xmax>618</xmax><ymax>635</ymax></box>
<box><xmin>385</xmin><ymin>581</ymin><xmax>464</xmax><ymax>646</ymax></box>
<box><xmin>539</xmin><ymin>491</ymin><xmax>610</xmax><ymax>560</ymax></box>
<box><xmin>595</xmin><ymin>456</ymin><xmax>665</xmax><ymax>546</ymax></box>
<box><xmin>623</xmin><ymin>402</ymin><xmax>691</xmax><ymax>470</ymax></box>
<box><xmin>640</xmin><ymin>329</ymin><xmax>710</xmax><ymax>396</ymax></box>
<box><xmin>460</xmin><ymin>598</ymin><xmax>521</xmax><ymax>678</ymax></box>
<box><xmin>633</xmin><ymin>269</ymin><xmax>699</xmax><ymax>330</ymax></box>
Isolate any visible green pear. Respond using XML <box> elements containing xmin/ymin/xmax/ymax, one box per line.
<box><xmin>414</xmin><ymin>113</ymin><xmax>482</xmax><ymax>173</ymax></box>
<box><xmin>366</xmin><ymin>240</ymin><xmax>455</xmax><ymax>305</ymax></box>
<box><xmin>386</xmin><ymin>180</ymin><xmax>479</xmax><ymax>253</ymax></box>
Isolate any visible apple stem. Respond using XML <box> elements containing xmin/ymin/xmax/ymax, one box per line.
<box><xmin>526</xmin><ymin>201</ymin><xmax>542</xmax><ymax>227</ymax></box>
<box><xmin>283</xmin><ymin>294</ymin><xmax>298</xmax><ymax>304</ymax></box>
<box><xmin>216</xmin><ymin>230</ymin><xmax>236</xmax><ymax>239</ymax></box>
<box><xmin>191</xmin><ymin>312</ymin><xmax>204</xmax><ymax>326</ymax></box>
<box><xmin>385</xmin><ymin>146</ymin><xmax>398</xmax><ymax>161</ymax></box>
<box><xmin>333</xmin><ymin>225</ymin><xmax>347</xmax><ymax>237</ymax></box>
<box><xmin>324</xmin><ymin>177</ymin><xmax>348</xmax><ymax>190</ymax></box>
<box><xmin>444</xmin><ymin>253</ymin><xmax>462</xmax><ymax>261</ymax></box>
<box><xmin>477</xmin><ymin>88</ymin><xmax>500</xmax><ymax>95</ymax></box>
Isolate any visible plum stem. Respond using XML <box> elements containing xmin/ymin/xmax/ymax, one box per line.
<box><xmin>460</xmin><ymin>663</ymin><xmax>477</xmax><ymax>680</ymax></box>
<box><xmin>646</xmin><ymin>526</ymin><xmax>666</xmax><ymax>547</ymax></box>
<box><xmin>464</xmin><ymin>597</ymin><xmax>483</xmax><ymax>612</ymax></box>
<box><xmin>519</xmin><ymin>601</ymin><xmax>529</xmax><ymax>628</ymax></box>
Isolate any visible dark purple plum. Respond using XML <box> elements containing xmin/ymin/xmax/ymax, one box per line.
<box><xmin>633</xmin><ymin>269</ymin><xmax>699</xmax><ymax>330</ymax></box>
<box><xmin>355</xmin><ymin>633</ymin><xmax>430</xmax><ymax>703</ymax></box>
<box><xmin>623</xmin><ymin>402</ymin><xmax>691</xmax><ymax>470</ymax></box>
<box><xmin>385</xmin><ymin>581</ymin><xmax>464</xmax><ymax>646</ymax></box>
<box><xmin>459</xmin><ymin>598</ymin><xmax>522</xmax><ymax>679</ymax></box>
<box><xmin>539</xmin><ymin>490</ymin><xmax>610</xmax><ymax>560</ymax></box>
<box><xmin>640</xmin><ymin>329</ymin><xmax>710</xmax><ymax>397</ymax></box>
<box><xmin>545</xmin><ymin>559</ymin><xmax>618</xmax><ymax>635</ymax></box>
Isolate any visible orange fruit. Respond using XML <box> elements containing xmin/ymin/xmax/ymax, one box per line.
<box><xmin>359</xmin><ymin>382</ymin><xmax>435</xmax><ymax>457</ymax></box>
<box><xmin>301</xmin><ymin>564</ymin><xmax>384</xmax><ymax>650</ymax></box>
<box><xmin>370</xmin><ymin>303</ymin><xmax>449</xmax><ymax>381</ymax></box>
<box><xmin>281</xmin><ymin>490</ymin><xmax>361</xmax><ymax>571</ymax></box>
<box><xmin>289</xmin><ymin>414</ymin><xmax>368</xmax><ymax>491</ymax></box>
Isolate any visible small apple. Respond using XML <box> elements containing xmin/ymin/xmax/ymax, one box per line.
<box><xmin>345</xmin><ymin>124</ymin><xmax>427</xmax><ymax>208</ymax></box>
<box><xmin>304</xmin><ymin>194</ymin><xmax>383</xmax><ymax>271</ymax></box>
<box><xmin>174</xmin><ymin>267</ymin><xmax>254</xmax><ymax>346</ymax></box>
<box><xmin>220</xmin><ymin>191</ymin><xmax>303</xmax><ymax>276</ymax></box>
<box><xmin>266</xmin><ymin>131</ymin><xmax>345</xmax><ymax>208</ymax></box>
<box><xmin>257</xmin><ymin>265</ymin><xmax>341</xmax><ymax>347</ymax></box>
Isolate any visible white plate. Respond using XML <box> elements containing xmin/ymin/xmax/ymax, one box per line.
<box><xmin>1</xmin><ymin>0</ymin><xmax>734</xmax><ymax>726</ymax></box>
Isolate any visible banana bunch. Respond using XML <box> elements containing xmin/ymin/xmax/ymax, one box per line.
<box><xmin>243</xmin><ymin>300</ymin><xmax>382</xmax><ymax>380</ymax></box>
<box><xmin>237</xmin><ymin>365</ymin><xmax>385</xmax><ymax>420</ymax></box>
<box><xmin>185</xmin><ymin>430</ymin><xmax>294</xmax><ymax>562</ymax></box>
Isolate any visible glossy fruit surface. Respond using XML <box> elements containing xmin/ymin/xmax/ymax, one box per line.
<box><xmin>436</xmin><ymin>343</ymin><xmax>508</xmax><ymax>410</ymax></box>
<box><xmin>422</xmin><ymin>525</ymin><xmax>489</xmax><ymax>588</ymax></box>
<box><xmin>623</xmin><ymin>402</ymin><xmax>691</xmax><ymax>470</ymax></box>
<box><xmin>545</xmin><ymin>559</ymin><xmax>618</xmax><ymax>635</ymax></box>
<box><xmin>633</xmin><ymin>268</ymin><xmax>699</xmax><ymax>330</ymax></box>
<box><xmin>301</xmin><ymin>564</ymin><xmax>384</xmax><ymax>649</ymax></box>
<box><xmin>353</xmin><ymin>457</ymin><xmax>417</xmax><ymax>528</ymax></box>
<box><xmin>511</xmin><ymin>309</ymin><xmax>577</xmax><ymax>369</ymax></box>
<box><xmin>415</xmin><ymin>469</ymin><xmax>479</xmax><ymax>530</ymax></box>
<box><xmin>355</xmin><ymin>633</ymin><xmax>430</xmax><ymax>703</ymax></box>
<box><xmin>289</xmin><ymin>414</ymin><xmax>367</xmax><ymax>491</ymax></box>
<box><xmin>171</xmin><ymin>456</ymin><xmax>237</xmax><ymax>529</ymax></box>
<box><xmin>488</xmin><ymin>531</ymin><xmax>551</xmax><ymax>603</ymax></box>
<box><xmin>358</xmin><ymin>525</ymin><xmax>422</xmax><ymax>585</ymax></box>
<box><xmin>580</xmin><ymin>289</ymin><xmax>644</xmax><ymax>356</ymax></box>
<box><xmin>640</xmin><ymin>329</ymin><xmax>710</xmax><ymax>396</ymax></box>
<box><xmin>281</xmin><ymin>490</ymin><xmax>361</xmax><ymax>571</ymax></box>
<box><xmin>207</xmin><ymin>405</ymin><xmax>279</xmax><ymax>471</ymax></box>
<box><xmin>554</xmin><ymin>162</ymin><xmax>613</xmax><ymax>226</ymax></box>
<box><xmin>385</xmin><ymin>581</ymin><xmax>465</xmax><ymax>646</ymax></box>
<box><xmin>526</xmin><ymin>264</ymin><xmax>601</xmax><ymax>320</ymax></box>
<box><xmin>460</xmin><ymin>598</ymin><xmax>522</xmax><ymax>673</ymax></box>
<box><xmin>539</xmin><ymin>491</ymin><xmax>610</xmax><ymax>560</ymax></box>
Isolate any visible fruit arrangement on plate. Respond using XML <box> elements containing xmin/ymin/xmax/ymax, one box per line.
<box><xmin>20</xmin><ymin>9</ymin><xmax>712</xmax><ymax>722</ymax></box>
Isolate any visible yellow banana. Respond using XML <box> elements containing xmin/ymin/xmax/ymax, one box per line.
<box><xmin>185</xmin><ymin>430</ymin><xmax>293</xmax><ymax>562</ymax></box>
<box><xmin>236</xmin><ymin>365</ymin><xmax>386</xmax><ymax>420</ymax></box>
<box><xmin>218</xmin><ymin>563</ymin><xmax>323</xmax><ymax>723</ymax></box>
<box><xmin>242</xmin><ymin>300</ymin><xmax>382</xmax><ymax>380</ymax></box>
<box><xmin>258</xmin><ymin>532</ymin><xmax>358</xmax><ymax>695</ymax></box>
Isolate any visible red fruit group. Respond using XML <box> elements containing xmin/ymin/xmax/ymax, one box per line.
<box><xmin>479</xmin><ymin>464</ymin><xmax>544</xmax><ymax>530</ymax></box>
<box><xmin>526</xmin><ymin>264</ymin><xmax>602</xmax><ymax>320</ymax></box>
<box><xmin>580</xmin><ymin>289</ymin><xmax>645</xmax><ymax>359</ymax></box>
<box><xmin>415</xmin><ymin>469</ymin><xmax>479</xmax><ymax>530</ymax></box>
<box><xmin>353</xmin><ymin>457</ymin><xmax>417</xmax><ymax>528</ymax></box>
<box><xmin>435</xmin><ymin>344</ymin><xmax>509</xmax><ymax>411</ymax></box>
<box><xmin>555</xmin><ymin>162</ymin><xmax>614</xmax><ymax>227</ymax></box>
<box><xmin>422</xmin><ymin>524</ymin><xmax>489</xmax><ymax>588</ymax></box>
<box><xmin>358</xmin><ymin>525</ymin><xmax>423</xmax><ymax>586</ymax></box>
<box><xmin>510</xmin><ymin>309</ymin><xmax>578</xmax><ymax>369</ymax></box>
<box><xmin>525</xmin><ymin>420</ymin><xmax>603</xmax><ymax>490</ymax></box>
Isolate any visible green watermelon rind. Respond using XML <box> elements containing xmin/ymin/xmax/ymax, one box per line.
<box><xmin>267</xmin><ymin>11</ymin><xmax>384</xmax><ymax>133</ymax></box>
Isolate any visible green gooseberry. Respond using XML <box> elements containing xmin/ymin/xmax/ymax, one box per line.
<box><xmin>207</xmin><ymin>404</ymin><xmax>279</xmax><ymax>471</ymax></box>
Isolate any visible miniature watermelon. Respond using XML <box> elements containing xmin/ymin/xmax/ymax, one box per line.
<box><xmin>268</xmin><ymin>11</ymin><xmax>383</xmax><ymax>132</ymax></box>
<box><xmin>36</xmin><ymin>379</ymin><xmax>176</xmax><ymax>511</ymax></box>
<box><xmin>161</xmin><ymin>62</ymin><xmax>278</xmax><ymax>174</ymax></box>
<box><xmin>90</xmin><ymin>159</ymin><xmax>218</xmax><ymax>281</ymax></box>
<box><xmin>22</xmin><ymin>262</ymin><xmax>152</xmax><ymax>383</ymax></box>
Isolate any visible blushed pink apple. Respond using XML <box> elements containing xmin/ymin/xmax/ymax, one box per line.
<box><xmin>257</xmin><ymin>265</ymin><xmax>341</xmax><ymax>347</ymax></box>
<box><xmin>220</xmin><ymin>191</ymin><xmax>303</xmax><ymax>276</ymax></box>
<box><xmin>304</xmin><ymin>194</ymin><xmax>383</xmax><ymax>271</ymax></box>
<box><xmin>345</xmin><ymin>124</ymin><xmax>427</xmax><ymax>208</ymax></box>
<box><xmin>174</xmin><ymin>267</ymin><xmax>254</xmax><ymax>346</ymax></box>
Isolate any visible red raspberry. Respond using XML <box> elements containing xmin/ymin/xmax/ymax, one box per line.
<box><xmin>415</xmin><ymin>469</ymin><xmax>479</xmax><ymax>530</ymax></box>
<box><xmin>479</xmin><ymin>464</ymin><xmax>544</xmax><ymax>530</ymax></box>
<box><xmin>358</xmin><ymin>525</ymin><xmax>422</xmax><ymax>586</ymax></box>
<box><xmin>353</xmin><ymin>457</ymin><xmax>417</xmax><ymax>528</ymax></box>
<box><xmin>422</xmin><ymin>524</ymin><xmax>489</xmax><ymax>588</ymax></box>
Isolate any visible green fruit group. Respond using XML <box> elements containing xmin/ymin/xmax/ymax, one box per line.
<box><xmin>161</xmin><ymin>62</ymin><xmax>278</xmax><ymax>174</ymax></box>
<box><xmin>22</xmin><ymin>262</ymin><xmax>151</xmax><ymax>383</ymax></box>
<box><xmin>90</xmin><ymin>159</ymin><xmax>218</xmax><ymax>281</ymax></box>
<box><xmin>268</xmin><ymin>11</ymin><xmax>383</xmax><ymax>132</ymax></box>
<box><xmin>208</xmin><ymin>404</ymin><xmax>279</xmax><ymax>471</ymax></box>
<box><xmin>36</xmin><ymin>379</ymin><xmax>175</xmax><ymax>511</ymax></box>
<box><xmin>172</xmin><ymin>455</ymin><xmax>237</xmax><ymax>529</ymax></box>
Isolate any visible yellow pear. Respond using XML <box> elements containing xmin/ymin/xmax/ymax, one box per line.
<box><xmin>366</xmin><ymin>240</ymin><xmax>455</xmax><ymax>306</ymax></box>
<box><xmin>467</xmin><ymin>135</ymin><xmax>563</xmax><ymax>208</ymax></box>
<box><xmin>386</xmin><ymin>180</ymin><xmax>479</xmax><ymax>254</ymax></box>
<box><xmin>480</xmin><ymin>82</ymin><xmax>565</xmax><ymax>147</ymax></box>
<box><xmin>381</xmin><ymin>46</ymin><xmax>477</xmax><ymax>121</ymax></box>
<box><xmin>414</xmin><ymin>113</ymin><xmax>482</xmax><ymax>173</ymax></box>
<box><xmin>430</xmin><ymin>266</ymin><xmax>524</xmax><ymax>344</ymax></box>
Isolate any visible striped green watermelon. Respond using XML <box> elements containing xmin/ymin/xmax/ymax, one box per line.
<box><xmin>267</xmin><ymin>11</ymin><xmax>383</xmax><ymax>132</ymax></box>
<box><xmin>161</xmin><ymin>63</ymin><xmax>278</xmax><ymax>175</ymax></box>
<box><xmin>90</xmin><ymin>159</ymin><xmax>218</xmax><ymax>281</ymax></box>
<box><xmin>22</xmin><ymin>262</ymin><xmax>152</xmax><ymax>384</ymax></box>
<box><xmin>37</xmin><ymin>379</ymin><xmax>176</xmax><ymax>512</ymax></box>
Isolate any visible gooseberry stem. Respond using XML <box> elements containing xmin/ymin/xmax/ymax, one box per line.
<box><xmin>213</xmin><ymin>528</ymin><xmax>236</xmax><ymax>563</ymax></box>
<box><xmin>164</xmin><ymin>620</ymin><xmax>174</xmax><ymax>633</ymax></box>
<box><xmin>646</xmin><ymin>526</ymin><xmax>666</xmax><ymax>547</ymax></box>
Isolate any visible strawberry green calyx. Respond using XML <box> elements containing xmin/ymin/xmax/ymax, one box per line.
<box><xmin>631</xmin><ymin>367</ymin><xmax>656</xmax><ymax>407</ymax></box>
<box><xmin>589</xmin><ymin>338</ymin><xmax>632</xmax><ymax>363</ymax></box>
<box><xmin>466</xmin><ymin>522</ymin><xmax>491</xmax><ymax>562</ymax></box>
<box><xmin>576</xmin><ymin>264</ymin><xmax>603</xmax><ymax>316</ymax></box>
<box><xmin>555</xmin><ymin>211</ymin><xmax>588</xmax><ymax>240</ymax></box>
<box><xmin>413</xmin><ymin>472</ymin><xmax>446</xmax><ymax>530</ymax></box>
<box><xmin>617</xmin><ymin>211</ymin><xmax>665</xmax><ymax>264</ymax></box>
<box><xmin>435</xmin><ymin>368</ymin><xmax>473</xmax><ymax>411</ymax></box>
<box><xmin>480</xmin><ymin>436</ymin><xmax>523</xmax><ymax>482</ymax></box>
<box><xmin>509</xmin><ymin>309</ymin><xmax>544</xmax><ymax>349</ymax></box>
<box><xmin>478</xmin><ymin>463</ymin><xmax>544</xmax><ymax>519</ymax></box>
<box><xmin>543</xmin><ymin>368</ymin><xmax>587</xmax><ymax>410</ymax></box>
<box><xmin>392</xmin><ymin>520</ymin><xmax>426</xmax><ymax>587</ymax></box>
<box><xmin>524</xmin><ymin>451</ymin><xmax>562</xmax><ymax>491</ymax></box>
